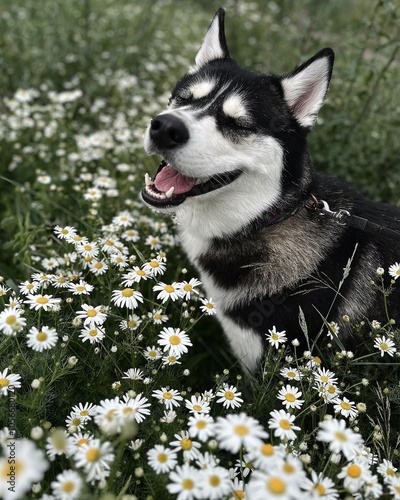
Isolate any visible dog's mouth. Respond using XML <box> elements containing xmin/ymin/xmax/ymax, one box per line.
<box><xmin>142</xmin><ymin>160</ymin><xmax>242</xmax><ymax>208</ymax></box>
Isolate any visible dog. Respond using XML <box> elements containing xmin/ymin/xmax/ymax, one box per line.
<box><xmin>142</xmin><ymin>8</ymin><xmax>400</xmax><ymax>373</ymax></box>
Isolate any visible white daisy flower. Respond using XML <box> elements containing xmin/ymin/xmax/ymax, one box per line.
<box><xmin>142</xmin><ymin>258</ymin><xmax>167</xmax><ymax>276</ymax></box>
<box><xmin>246</xmin><ymin>469</ymin><xmax>301</xmax><ymax>499</ymax></box>
<box><xmin>147</xmin><ymin>444</ymin><xmax>178</xmax><ymax>474</ymax></box>
<box><xmin>215</xmin><ymin>384</ymin><xmax>244</xmax><ymax>409</ymax></box>
<box><xmin>0</xmin><ymin>307</ymin><xmax>26</xmax><ymax>336</ymax></box>
<box><xmin>74</xmin><ymin>439</ymin><xmax>115</xmax><ymax>483</ymax></box>
<box><xmin>268</xmin><ymin>409</ymin><xmax>300</xmax><ymax>441</ymax></box>
<box><xmin>67</xmin><ymin>280</ymin><xmax>94</xmax><ymax>295</ymax></box>
<box><xmin>120</xmin><ymin>314</ymin><xmax>142</xmax><ymax>331</ymax></box>
<box><xmin>144</xmin><ymin>345</ymin><xmax>162</xmax><ymax>361</ymax></box>
<box><xmin>27</xmin><ymin>326</ymin><xmax>58</xmax><ymax>352</ymax></box>
<box><xmin>89</xmin><ymin>259</ymin><xmax>109</xmax><ymax>275</ymax></box>
<box><xmin>24</xmin><ymin>293</ymin><xmax>61</xmax><ymax>311</ymax></box>
<box><xmin>0</xmin><ymin>368</ymin><xmax>22</xmax><ymax>395</ymax></box>
<box><xmin>277</xmin><ymin>384</ymin><xmax>305</xmax><ymax>409</ymax></box>
<box><xmin>153</xmin><ymin>282</ymin><xmax>183</xmax><ymax>303</ymax></box>
<box><xmin>388</xmin><ymin>262</ymin><xmax>400</xmax><ymax>280</ymax></box>
<box><xmin>185</xmin><ymin>395</ymin><xmax>210</xmax><ymax>414</ymax></box>
<box><xmin>121</xmin><ymin>266</ymin><xmax>149</xmax><ymax>285</ymax></box>
<box><xmin>152</xmin><ymin>387</ymin><xmax>183</xmax><ymax>410</ymax></box>
<box><xmin>314</xmin><ymin>367</ymin><xmax>338</xmax><ymax>386</ymax></box>
<box><xmin>94</xmin><ymin>398</ymin><xmax>123</xmax><ymax>435</ymax></box>
<box><xmin>199</xmin><ymin>296</ymin><xmax>217</xmax><ymax>315</ymax></box>
<box><xmin>300</xmin><ymin>470</ymin><xmax>339</xmax><ymax>499</ymax></box>
<box><xmin>76</xmin><ymin>304</ymin><xmax>107</xmax><ymax>326</ymax></box>
<box><xmin>377</xmin><ymin>458</ymin><xmax>398</xmax><ymax>480</ymax></box>
<box><xmin>333</xmin><ymin>397</ymin><xmax>358</xmax><ymax>419</ymax></box>
<box><xmin>215</xmin><ymin>413</ymin><xmax>269</xmax><ymax>454</ymax></box>
<box><xmin>76</xmin><ymin>241</ymin><xmax>99</xmax><ymax>259</ymax></box>
<box><xmin>157</xmin><ymin>327</ymin><xmax>192</xmax><ymax>356</ymax></box>
<box><xmin>46</xmin><ymin>429</ymin><xmax>73</xmax><ymax>459</ymax></box>
<box><xmin>188</xmin><ymin>414</ymin><xmax>215</xmax><ymax>442</ymax></box>
<box><xmin>18</xmin><ymin>280</ymin><xmax>40</xmax><ymax>295</ymax></box>
<box><xmin>79</xmin><ymin>325</ymin><xmax>105</xmax><ymax>344</ymax></box>
<box><xmin>337</xmin><ymin>459</ymin><xmax>371</xmax><ymax>493</ymax></box>
<box><xmin>121</xmin><ymin>228</ymin><xmax>139</xmax><ymax>242</ymax></box>
<box><xmin>180</xmin><ymin>278</ymin><xmax>202</xmax><ymax>300</ymax></box>
<box><xmin>266</xmin><ymin>326</ymin><xmax>287</xmax><ymax>348</ymax></box>
<box><xmin>198</xmin><ymin>465</ymin><xmax>232</xmax><ymax>499</ymax></box>
<box><xmin>246</xmin><ymin>442</ymin><xmax>285</xmax><ymax>471</ymax></box>
<box><xmin>71</xmin><ymin>402</ymin><xmax>96</xmax><ymax>421</ymax></box>
<box><xmin>374</xmin><ymin>335</ymin><xmax>396</xmax><ymax>357</ymax></box>
<box><xmin>111</xmin><ymin>287</ymin><xmax>144</xmax><ymax>309</ymax></box>
<box><xmin>280</xmin><ymin>366</ymin><xmax>302</xmax><ymax>381</ymax></box>
<box><xmin>119</xmin><ymin>393</ymin><xmax>151</xmax><ymax>423</ymax></box>
<box><xmin>317</xmin><ymin>419</ymin><xmax>363</xmax><ymax>460</ymax></box>
<box><xmin>148</xmin><ymin>309</ymin><xmax>168</xmax><ymax>324</ymax></box>
<box><xmin>167</xmin><ymin>463</ymin><xmax>202</xmax><ymax>499</ymax></box>
<box><xmin>122</xmin><ymin>368</ymin><xmax>144</xmax><ymax>380</ymax></box>
<box><xmin>170</xmin><ymin>431</ymin><xmax>201</xmax><ymax>461</ymax></box>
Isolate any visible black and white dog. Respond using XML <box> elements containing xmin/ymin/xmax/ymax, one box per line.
<box><xmin>142</xmin><ymin>9</ymin><xmax>400</xmax><ymax>372</ymax></box>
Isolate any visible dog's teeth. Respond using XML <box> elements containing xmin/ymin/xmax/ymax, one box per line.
<box><xmin>165</xmin><ymin>186</ymin><xmax>175</xmax><ymax>199</ymax></box>
<box><xmin>145</xmin><ymin>173</ymin><xmax>152</xmax><ymax>187</ymax></box>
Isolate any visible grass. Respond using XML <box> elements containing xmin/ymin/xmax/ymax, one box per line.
<box><xmin>0</xmin><ymin>1</ymin><xmax>399</xmax><ymax>498</ymax></box>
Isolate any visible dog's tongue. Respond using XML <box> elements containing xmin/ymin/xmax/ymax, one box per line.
<box><xmin>154</xmin><ymin>164</ymin><xmax>197</xmax><ymax>195</ymax></box>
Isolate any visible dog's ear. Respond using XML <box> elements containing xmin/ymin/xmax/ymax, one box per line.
<box><xmin>193</xmin><ymin>8</ymin><xmax>230</xmax><ymax>70</ymax></box>
<box><xmin>281</xmin><ymin>48</ymin><xmax>334</xmax><ymax>128</ymax></box>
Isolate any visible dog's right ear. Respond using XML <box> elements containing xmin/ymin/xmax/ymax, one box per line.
<box><xmin>192</xmin><ymin>8</ymin><xmax>230</xmax><ymax>70</ymax></box>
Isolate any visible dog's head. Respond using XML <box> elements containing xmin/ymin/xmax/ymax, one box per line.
<box><xmin>142</xmin><ymin>9</ymin><xmax>334</xmax><ymax>234</ymax></box>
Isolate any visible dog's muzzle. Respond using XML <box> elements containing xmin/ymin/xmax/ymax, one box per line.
<box><xmin>149</xmin><ymin>114</ymin><xmax>189</xmax><ymax>150</ymax></box>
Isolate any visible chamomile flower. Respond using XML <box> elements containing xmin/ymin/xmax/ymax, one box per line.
<box><xmin>70</xmin><ymin>432</ymin><xmax>94</xmax><ymax>449</ymax></box>
<box><xmin>27</xmin><ymin>326</ymin><xmax>58</xmax><ymax>352</ymax></box>
<box><xmin>51</xmin><ymin>469</ymin><xmax>83</xmax><ymax>500</ymax></box>
<box><xmin>268</xmin><ymin>409</ymin><xmax>300</xmax><ymax>441</ymax></box>
<box><xmin>79</xmin><ymin>325</ymin><xmax>105</xmax><ymax>344</ymax></box>
<box><xmin>111</xmin><ymin>287</ymin><xmax>144</xmax><ymax>309</ymax></box>
<box><xmin>110</xmin><ymin>252</ymin><xmax>129</xmax><ymax>267</ymax></box>
<box><xmin>76</xmin><ymin>241</ymin><xmax>99</xmax><ymax>259</ymax></box>
<box><xmin>387</xmin><ymin>476</ymin><xmax>400</xmax><ymax>498</ymax></box>
<box><xmin>89</xmin><ymin>259</ymin><xmax>109</xmax><ymax>275</ymax></box>
<box><xmin>377</xmin><ymin>458</ymin><xmax>398</xmax><ymax>480</ymax></box>
<box><xmin>266</xmin><ymin>326</ymin><xmax>287</xmax><ymax>348</ymax></box>
<box><xmin>314</xmin><ymin>382</ymin><xmax>341</xmax><ymax>403</ymax></box>
<box><xmin>364</xmin><ymin>474</ymin><xmax>383</xmax><ymax>499</ymax></box>
<box><xmin>46</xmin><ymin>429</ymin><xmax>73</xmax><ymax>459</ymax></box>
<box><xmin>148</xmin><ymin>308</ymin><xmax>169</xmax><ymax>324</ymax></box>
<box><xmin>121</xmin><ymin>266</ymin><xmax>149</xmax><ymax>285</ymax></box>
<box><xmin>152</xmin><ymin>387</ymin><xmax>183</xmax><ymax>410</ymax></box>
<box><xmin>119</xmin><ymin>393</ymin><xmax>151</xmax><ymax>423</ymax></box>
<box><xmin>246</xmin><ymin>442</ymin><xmax>285</xmax><ymax>471</ymax></box>
<box><xmin>54</xmin><ymin>225</ymin><xmax>78</xmax><ymax>241</ymax></box>
<box><xmin>157</xmin><ymin>327</ymin><xmax>192</xmax><ymax>356</ymax></box>
<box><xmin>301</xmin><ymin>470</ymin><xmax>339</xmax><ymax>499</ymax></box>
<box><xmin>180</xmin><ymin>278</ymin><xmax>202</xmax><ymax>300</ymax></box>
<box><xmin>374</xmin><ymin>335</ymin><xmax>396</xmax><ymax>357</ymax></box>
<box><xmin>277</xmin><ymin>384</ymin><xmax>305</xmax><ymax>409</ymax></box>
<box><xmin>65</xmin><ymin>414</ymin><xmax>87</xmax><ymax>431</ymax></box>
<box><xmin>185</xmin><ymin>395</ymin><xmax>211</xmax><ymax>414</ymax></box>
<box><xmin>0</xmin><ymin>306</ymin><xmax>26</xmax><ymax>336</ymax></box>
<box><xmin>327</xmin><ymin>321</ymin><xmax>340</xmax><ymax>340</ymax></box>
<box><xmin>314</xmin><ymin>367</ymin><xmax>338</xmax><ymax>386</ymax></box>
<box><xmin>198</xmin><ymin>465</ymin><xmax>232</xmax><ymax>500</ymax></box>
<box><xmin>333</xmin><ymin>397</ymin><xmax>358</xmax><ymax>419</ymax></box>
<box><xmin>337</xmin><ymin>459</ymin><xmax>371</xmax><ymax>493</ymax></box>
<box><xmin>74</xmin><ymin>439</ymin><xmax>115</xmax><ymax>483</ymax></box>
<box><xmin>94</xmin><ymin>398</ymin><xmax>123</xmax><ymax>435</ymax></box>
<box><xmin>76</xmin><ymin>303</ymin><xmax>107</xmax><ymax>326</ymax></box>
<box><xmin>388</xmin><ymin>262</ymin><xmax>400</xmax><ymax>280</ymax></box>
<box><xmin>67</xmin><ymin>280</ymin><xmax>94</xmax><ymax>295</ymax></box>
<box><xmin>147</xmin><ymin>444</ymin><xmax>178</xmax><ymax>474</ymax></box>
<box><xmin>24</xmin><ymin>293</ymin><xmax>61</xmax><ymax>311</ymax></box>
<box><xmin>215</xmin><ymin>413</ymin><xmax>269</xmax><ymax>453</ymax></box>
<box><xmin>120</xmin><ymin>314</ymin><xmax>142</xmax><ymax>331</ymax></box>
<box><xmin>142</xmin><ymin>257</ymin><xmax>167</xmax><ymax>276</ymax></box>
<box><xmin>123</xmin><ymin>368</ymin><xmax>144</xmax><ymax>381</ymax></box>
<box><xmin>280</xmin><ymin>366</ymin><xmax>302</xmax><ymax>381</ymax></box>
<box><xmin>167</xmin><ymin>463</ymin><xmax>202</xmax><ymax>500</ymax></box>
<box><xmin>199</xmin><ymin>296</ymin><xmax>217</xmax><ymax>315</ymax></box>
<box><xmin>246</xmin><ymin>470</ymin><xmax>301</xmax><ymax>499</ymax></box>
<box><xmin>112</xmin><ymin>211</ymin><xmax>134</xmax><ymax>227</ymax></box>
<box><xmin>188</xmin><ymin>414</ymin><xmax>215</xmax><ymax>442</ymax></box>
<box><xmin>162</xmin><ymin>354</ymin><xmax>182</xmax><ymax>366</ymax></box>
<box><xmin>153</xmin><ymin>282</ymin><xmax>183</xmax><ymax>303</ymax></box>
<box><xmin>216</xmin><ymin>384</ymin><xmax>244</xmax><ymax>409</ymax></box>
<box><xmin>0</xmin><ymin>368</ymin><xmax>22</xmax><ymax>395</ymax></box>
<box><xmin>144</xmin><ymin>345</ymin><xmax>162</xmax><ymax>361</ymax></box>
<box><xmin>170</xmin><ymin>431</ymin><xmax>201</xmax><ymax>460</ymax></box>
<box><xmin>317</xmin><ymin>419</ymin><xmax>363</xmax><ymax>460</ymax></box>
<box><xmin>71</xmin><ymin>402</ymin><xmax>96</xmax><ymax>421</ymax></box>
<box><xmin>121</xmin><ymin>228</ymin><xmax>139</xmax><ymax>242</ymax></box>
<box><xmin>18</xmin><ymin>280</ymin><xmax>39</xmax><ymax>295</ymax></box>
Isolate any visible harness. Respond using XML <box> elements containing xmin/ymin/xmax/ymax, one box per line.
<box><xmin>266</xmin><ymin>194</ymin><xmax>400</xmax><ymax>241</ymax></box>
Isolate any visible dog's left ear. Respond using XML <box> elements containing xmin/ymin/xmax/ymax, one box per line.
<box><xmin>193</xmin><ymin>8</ymin><xmax>230</xmax><ymax>70</ymax></box>
<box><xmin>281</xmin><ymin>48</ymin><xmax>334</xmax><ymax>128</ymax></box>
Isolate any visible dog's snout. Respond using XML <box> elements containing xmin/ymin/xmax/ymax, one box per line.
<box><xmin>150</xmin><ymin>114</ymin><xmax>189</xmax><ymax>149</ymax></box>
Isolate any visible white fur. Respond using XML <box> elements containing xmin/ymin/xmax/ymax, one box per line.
<box><xmin>189</xmin><ymin>79</ymin><xmax>216</xmax><ymax>100</ymax></box>
<box><xmin>222</xmin><ymin>94</ymin><xmax>248</xmax><ymax>120</ymax></box>
<box><xmin>282</xmin><ymin>56</ymin><xmax>330</xmax><ymax>127</ymax></box>
<box><xmin>195</xmin><ymin>14</ymin><xmax>225</xmax><ymax>69</ymax></box>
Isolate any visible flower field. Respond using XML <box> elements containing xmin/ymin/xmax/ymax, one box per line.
<box><xmin>0</xmin><ymin>1</ymin><xmax>399</xmax><ymax>499</ymax></box>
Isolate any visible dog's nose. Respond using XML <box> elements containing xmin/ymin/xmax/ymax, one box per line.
<box><xmin>150</xmin><ymin>114</ymin><xmax>189</xmax><ymax>149</ymax></box>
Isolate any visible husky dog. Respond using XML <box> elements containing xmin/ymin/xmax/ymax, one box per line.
<box><xmin>142</xmin><ymin>9</ymin><xmax>400</xmax><ymax>373</ymax></box>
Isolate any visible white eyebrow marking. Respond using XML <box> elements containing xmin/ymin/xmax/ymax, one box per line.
<box><xmin>222</xmin><ymin>94</ymin><xmax>248</xmax><ymax>120</ymax></box>
<box><xmin>189</xmin><ymin>79</ymin><xmax>216</xmax><ymax>100</ymax></box>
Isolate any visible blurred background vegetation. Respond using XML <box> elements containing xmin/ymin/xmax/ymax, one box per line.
<box><xmin>0</xmin><ymin>0</ymin><xmax>399</xmax><ymax>281</ymax></box>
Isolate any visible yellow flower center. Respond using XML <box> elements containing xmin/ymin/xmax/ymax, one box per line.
<box><xmin>279</xmin><ymin>419</ymin><xmax>291</xmax><ymax>430</ymax></box>
<box><xmin>0</xmin><ymin>378</ymin><xmax>9</xmax><ymax>388</ymax></box>
<box><xmin>148</xmin><ymin>350</ymin><xmax>157</xmax><ymax>358</ymax></box>
<box><xmin>348</xmin><ymin>464</ymin><xmax>361</xmax><ymax>478</ymax></box>
<box><xmin>234</xmin><ymin>490</ymin><xmax>245</xmax><ymax>499</ymax></box>
<box><xmin>380</xmin><ymin>342</ymin><xmax>388</xmax><ymax>351</ymax></box>
<box><xmin>287</xmin><ymin>371</ymin><xmax>296</xmax><ymax>378</ymax></box>
<box><xmin>268</xmin><ymin>477</ymin><xmax>285</xmax><ymax>494</ymax></box>
<box><xmin>136</xmin><ymin>270</ymin><xmax>146</xmax><ymax>276</ymax></box>
<box><xmin>180</xmin><ymin>438</ymin><xmax>192</xmax><ymax>451</ymax></box>
<box><xmin>94</xmin><ymin>262</ymin><xmax>103</xmax><ymax>269</ymax></box>
<box><xmin>77</xmin><ymin>438</ymin><xmax>88</xmax><ymax>446</ymax></box>
<box><xmin>150</xmin><ymin>260</ymin><xmax>159</xmax><ymax>268</ymax></box>
<box><xmin>87</xmin><ymin>309</ymin><xmax>97</xmax><ymax>317</ymax></box>
<box><xmin>272</xmin><ymin>333</ymin><xmax>279</xmax><ymax>341</ymax></box>
<box><xmin>6</xmin><ymin>315</ymin><xmax>17</xmax><ymax>325</ymax></box>
<box><xmin>234</xmin><ymin>424</ymin><xmax>249</xmax><ymax>436</ymax></box>
<box><xmin>196</xmin><ymin>420</ymin><xmax>207</xmax><ymax>430</ymax></box>
<box><xmin>314</xmin><ymin>483</ymin><xmax>326</xmax><ymax>494</ymax></box>
<box><xmin>86</xmin><ymin>448</ymin><xmax>100</xmax><ymax>462</ymax></box>
<box><xmin>225</xmin><ymin>391</ymin><xmax>235</xmax><ymax>400</ymax></box>
<box><xmin>37</xmin><ymin>296</ymin><xmax>49</xmax><ymax>304</ymax></box>
<box><xmin>387</xmin><ymin>468</ymin><xmax>395</xmax><ymax>476</ymax></box>
<box><xmin>36</xmin><ymin>332</ymin><xmax>48</xmax><ymax>342</ymax></box>
<box><xmin>88</xmin><ymin>329</ymin><xmax>98</xmax><ymax>337</ymax></box>
<box><xmin>285</xmin><ymin>393</ymin><xmax>296</xmax><ymax>403</ymax></box>
<box><xmin>84</xmin><ymin>244</ymin><xmax>92</xmax><ymax>251</ymax></box>
<box><xmin>127</xmin><ymin>320</ymin><xmax>137</xmax><ymax>328</ymax></box>
<box><xmin>314</xmin><ymin>356</ymin><xmax>322</xmax><ymax>365</ymax></box>
<box><xmin>122</xmin><ymin>288</ymin><xmax>133</xmax><ymax>297</ymax></box>
<box><xmin>261</xmin><ymin>443</ymin><xmax>274</xmax><ymax>456</ymax></box>
<box><xmin>1</xmin><ymin>460</ymin><xmax>24</xmax><ymax>479</ymax></box>
<box><xmin>163</xmin><ymin>392</ymin><xmax>172</xmax><ymax>400</ymax></box>
<box><xmin>182</xmin><ymin>478</ymin><xmax>194</xmax><ymax>490</ymax></box>
<box><xmin>209</xmin><ymin>475</ymin><xmax>220</xmax><ymax>487</ymax></box>
<box><xmin>193</xmin><ymin>404</ymin><xmax>202</xmax><ymax>412</ymax></box>
<box><xmin>157</xmin><ymin>452</ymin><xmax>168</xmax><ymax>463</ymax></box>
<box><xmin>76</xmin><ymin>286</ymin><xmax>85</xmax><ymax>292</ymax></box>
<box><xmin>283</xmin><ymin>463</ymin><xmax>295</xmax><ymax>474</ymax></box>
<box><xmin>341</xmin><ymin>401</ymin><xmax>351</xmax><ymax>411</ymax></box>
<box><xmin>164</xmin><ymin>285</ymin><xmax>175</xmax><ymax>293</ymax></box>
<box><xmin>320</xmin><ymin>375</ymin><xmax>329</xmax><ymax>383</ymax></box>
<box><xmin>72</xmin><ymin>417</ymin><xmax>81</xmax><ymax>426</ymax></box>
<box><xmin>183</xmin><ymin>284</ymin><xmax>192</xmax><ymax>292</ymax></box>
<box><xmin>334</xmin><ymin>431</ymin><xmax>347</xmax><ymax>442</ymax></box>
<box><xmin>169</xmin><ymin>335</ymin><xmax>181</xmax><ymax>345</ymax></box>
<box><xmin>327</xmin><ymin>385</ymin><xmax>336</xmax><ymax>394</ymax></box>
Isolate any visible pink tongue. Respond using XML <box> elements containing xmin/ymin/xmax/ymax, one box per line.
<box><xmin>154</xmin><ymin>164</ymin><xmax>197</xmax><ymax>195</ymax></box>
